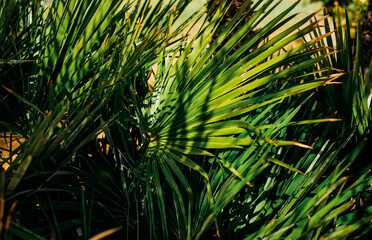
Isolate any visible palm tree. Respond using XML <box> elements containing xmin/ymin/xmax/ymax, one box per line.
<box><xmin>0</xmin><ymin>0</ymin><xmax>371</xmax><ymax>239</ymax></box>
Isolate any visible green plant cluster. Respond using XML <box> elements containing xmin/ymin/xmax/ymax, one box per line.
<box><xmin>311</xmin><ymin>0</ymin><xmax>369</xmax><ymax>21</ymax></box>
<box><xmin>0</xmin><ymin>0</ymin><xmax>371</xmax><ymax>239</ymax></box>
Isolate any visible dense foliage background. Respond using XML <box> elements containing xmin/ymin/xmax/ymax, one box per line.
<box><xmin>0</xmin><ymin>0</ymin><xmax>371</xmax><ymax>239</ymax></box>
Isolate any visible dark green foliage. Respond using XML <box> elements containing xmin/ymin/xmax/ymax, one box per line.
<box><xmin>0</xmin><ymin>0</ymin><xmax>371</xmax><ymax>239</ymax></box>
